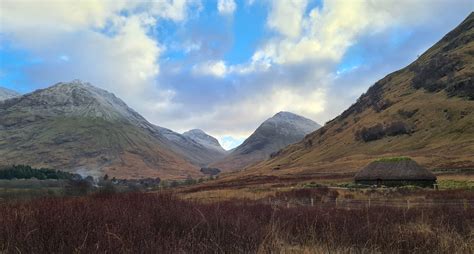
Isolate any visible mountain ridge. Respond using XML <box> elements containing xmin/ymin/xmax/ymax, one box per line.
<box><xmin>0</xmin><ymin>81</ymin><xmax>223</xmax><ymax>179</ymax></box>
<box><xmin>231</xmin><ymin>12</ymin><xmax>474</xmax><ymax>181</ymax></box>
<box><xmin>183</xmin><ymin>129</ymin><xmax>227</xmax><ymax>154</ymax></box>
<box><xmin>211</xmin><ymin>111</ymin><xmax>321</xmax><ymax>172</ymax></box>
<box><xmin>0</xmin><ymin>87</ymin><xmax>21</xmax><ymax>101</ymax></box>
<box><xmin>2</xmin><ymin>81</ymin><xmax>153</xmax><ymax>127</ymax></box>
<box><xmin>155</xmin><ymin>126</ymin><xmax>227</xmax><ymax>166</ymax></box>
<box><xmin>2</xmin><ymin>80</ymin><xmax>235</xmax><ymax>176</ymax></box>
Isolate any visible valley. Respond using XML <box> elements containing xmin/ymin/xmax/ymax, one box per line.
<box><xmin>0</xmin><ymin>4</ymin><xmax>473</xmax><ymax>254</ymax></box>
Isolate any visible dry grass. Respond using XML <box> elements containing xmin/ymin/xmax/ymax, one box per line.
<box><xmin>180</xmin><ymin>187</ymin><xmax>278</xmax><ymax>202</ymax></box>
<box><xmin>1</xmin><ymin>192</ymin><xmax>473</xmax><ymax>253</ymax></box>
<box><xmin>437</xmin><ymin>173</ymin><xmax>474</xmax><ymax>181</ymax></box>
<box><xmin>224</xmin><ymin>17</ymin><xmax>474</xmax><ymax>183</ymax></box>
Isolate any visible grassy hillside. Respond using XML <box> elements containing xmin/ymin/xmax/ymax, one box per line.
<box><xmin>0</xmin><ymin>117</ymin><xmax>199</xmax><ymax>179</ymax></box>
<box><xmin>0</xmin><ymin>82</ymin><xmax>205</xmax><ymax>180</ymax></box>
<box><xmin>219</xmin><ymin>12</ymin><xmax>474</xmax><ymax>183</ymax></box>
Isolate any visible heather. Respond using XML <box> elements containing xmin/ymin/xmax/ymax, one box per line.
<box><xmin>1</xmin><ymin>192</ymin><xmax>472</xmax><ymax>253</ymax></box>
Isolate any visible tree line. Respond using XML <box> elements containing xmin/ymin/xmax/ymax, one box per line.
<box><xmin>0</xmin><ymin>165</ymin><xmax>77</xmax><ymax>180</ymax></box>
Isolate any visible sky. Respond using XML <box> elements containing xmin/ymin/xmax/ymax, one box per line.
<box><xmin>0</xmin><ymin>0</ymin><xmax>473</xmax><ymax>150</ymax></box>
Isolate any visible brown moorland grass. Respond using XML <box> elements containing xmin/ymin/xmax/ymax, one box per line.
<box><xmin>0</xmin><ymin>192</ymin><xmax>473</xmax><ymax>253</ymax></box>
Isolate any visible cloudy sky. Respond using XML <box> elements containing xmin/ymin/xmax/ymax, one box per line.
<box><xmin>1</xmin><ymin>0</ymin><xmax>473</xmax><ymax>149</ymax></box>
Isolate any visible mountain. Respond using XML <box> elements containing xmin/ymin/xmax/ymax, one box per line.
<box><xmin>0</xmin><ymin>87</ymin><xmax>20</xmax><ymax>101</ymax></box>
<box><xmin>237</xmin><ymin>12</ymin><xmax>474</xmax><ymax>180</ymax></box>
<box><xmin>212</xmin><ymin>111</ymin><xmax>321</xmax><ymax>171</ymax></box>
<box><xmin>155</xmin><ymin>127</ymin><xmax>227</xmax><ymax>166</ymax></box>
<box><xmin>183</xmin><ymin>129</ymin><xmax>227</xmax><ymax>154</ymax></box>
<box><xmin>0</xmin><ymin>80</ymin><xmax>201</xmax><ymax>179</ymax></box>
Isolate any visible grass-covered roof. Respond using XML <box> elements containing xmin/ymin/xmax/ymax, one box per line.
<box><xmin>355</xmin><ymin>158</ymin><xmax>436</xmax><ymax>181</ymax></box>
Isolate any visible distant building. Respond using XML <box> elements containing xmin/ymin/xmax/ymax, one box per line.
<box><xmin>354</xmin><ymin>158</ymin><xmax>437</xmax><ymax>187</ymax></box>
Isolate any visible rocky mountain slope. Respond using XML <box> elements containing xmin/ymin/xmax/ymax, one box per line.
<box><xmin>0</xmin><ymin>80</ymin><xmax>203</xmax><ymax>179</ymax></box>
<box><xmin>212</xmin><ymin>111</ymin><xmax>321</xmax><ymax>171</ymax></box>
<box><xmin>236</xmin><ymin>12</ymin><xmax>474</xmax><ymax>180</ymax></box>
<box><xmin>183</xmin><ymin>129</ymin><xmax>227</xmax><ymax>154</ymax></box>
<box><xmin>156</xmin><ymin>127</ymin><xmax>227</xmax><ymax>166</ymax></box>
<box><xmin>0</xmin><ymin>87</ymin><xmax>20</xmax><ymax>101</ymax></box>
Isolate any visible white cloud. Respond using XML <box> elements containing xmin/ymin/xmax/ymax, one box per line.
<box><xmin>0</xmin><ymin>0</ymin><xmax>200</xmax><ymax>116</ymax></box>
<box><xmin>81</xmin><ymin>15</ymin><xmax>161</xmax><ymax>95</ymax></box>
<box><xmin>267</xmin><ymin>0</ymin><xmax>308</xmax><ymax>38</ymax></box>
<box><xmin>147</xmin><ymin>0</ymin><xmax>191</xmax><ymax>21</ymax></box>
<box><xmin>254</xmin><ymin>0</ymin><xmax>474</xmax><ymax>67</ymax></box>
<box><xmin>0</xmin><ymin>0</ymin><xmax>125</xmax><ymax>48</ymax></box>
<box><xmin>217</xmin><ymin>0</ymin><xmax>237</xmax><ymax>15</ymax></box>
<box><xmin>268</xmin><ymin>87</ymin><xmax>326</xmax><ymax>117</ymax></box>
<box><xmin>191</xmin><ymin>57</ymin><xmax>272</xmax><ymax>77</ymax></box>
<box><xmin>154</xmin><ymin>64</ymin><xmax>330</xmax><ymax>140</ymax></box>
<box><xmin>192</xmin><ymin>60</ymin><xmax>228</xmax><ymax>77</ymax></box>
<box><xmin>2</xmin><ymin>0</ymin><xmax>473</xmax><ymax>145</ymax></box>
<box><xmin>169</xmin><ymin>0</ymin><xmax>473</xmax><ymax>140</ymax></box>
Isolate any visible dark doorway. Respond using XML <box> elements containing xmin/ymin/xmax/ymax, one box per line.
<box><xmin>376</xmin><ymin>178</ymin><xmax>382</xmax><ymax>187</ymax></box>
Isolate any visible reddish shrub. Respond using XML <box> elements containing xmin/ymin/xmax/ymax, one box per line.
<box><xmin>0</xmin><ymin>193</ymin><xmax>472</xmax><ymax>253</ymax></box>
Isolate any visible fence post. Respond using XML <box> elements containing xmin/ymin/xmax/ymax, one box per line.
<box><xmin>464</xmin><ymin>199</ymin><xmax>469</xmax><ymax>211</ymax></box>
<box><xmin>311</xmin><ymin>198</ymin><xmax>314</xmax><ymax>207</ymax></box>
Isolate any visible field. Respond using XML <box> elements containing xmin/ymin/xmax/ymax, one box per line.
<box><xmin>1</xmin><ymin>168</ymin><xmax>473</xmax><ymax>253</ymax></box>
<box><xmin>1</xmin><ymin>185</ymin><xmax>473</xmax><ymax>253</ymax></box>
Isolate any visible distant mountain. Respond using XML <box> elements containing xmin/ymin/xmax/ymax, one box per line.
<box><xmin>239</xmin><ymin>12</ymin><xmax>474</xmax><ymax>178</ymax></box>
<box><xmin>0</xmin><ymin>87</ymin><xmax>20</xmax><ymax>101</ymax></box>
<box><xmin>183</xmin><ymin>129</ymin><xmax>227</xmax><ymax>153</ymax></box>
<box><xmin>212</xmin><ymin>111</ymin><xmax>321</xmax><ymax>171</ymax></box>
<box><xmin>155</xmin><ymin>127</ymin><xmax>227</xmax><ymax>166</ymax></box>
<box><xmin>0</xmin><ymin>80</ymin><xmax>201</xmax><ymax>179</ymax></box>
